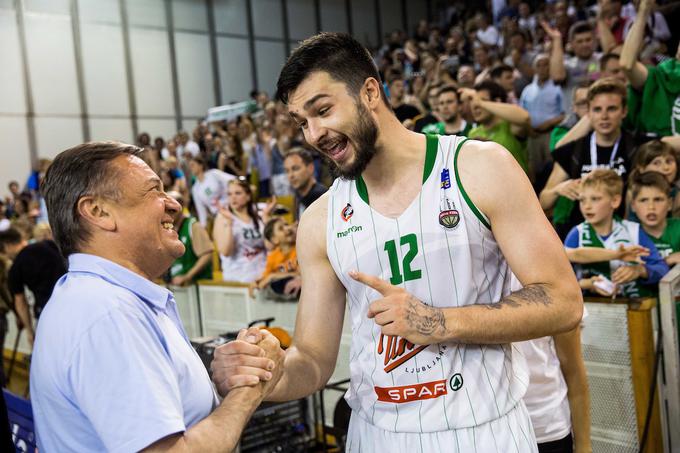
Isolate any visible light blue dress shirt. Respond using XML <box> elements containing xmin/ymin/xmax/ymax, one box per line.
<box><xmin>30</xmin><ymin>253</ymin><xmax>217</xmax><ymax>453</ymax></box>
<box><xmin>519</xmin><ymin>77</ymin><xmax>564</xmax><ymax>129</ymax></box>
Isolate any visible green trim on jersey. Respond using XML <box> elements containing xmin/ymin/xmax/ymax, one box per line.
<box><xmin>423</xmin><ymin>134</ymin><xmax>439</xmax><ymax>183</ymax></box>
<box><xmin>453</xmin><ymin>139</ymin><xmax>491</xmax><ymax>230</ymax></box>
<box><xmin>355</xmin><ymin>134</ymin><xmax>439</xmax><ymax>205</ymax></box>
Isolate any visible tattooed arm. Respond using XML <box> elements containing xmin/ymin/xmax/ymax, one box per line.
<box><xmin>351</xmin><ymin>143</ymin><xmax>581</xmax><ymax>345</ymax></box>
<box><xmin>450</xmin><ymin>141</ymin><xmax>582</xmax><ymax>344</ymax></box>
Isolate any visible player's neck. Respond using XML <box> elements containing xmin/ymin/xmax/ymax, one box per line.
<box><xmin>644</xmin><ymin>220</ymin><xmax>667</xmax><ymax>238</ymax></box>
<box><xmin>362</xmin><ymin>116</ymin><xmax>427</xmax><ymax>187</ymax></box>
<box><xmin>595</xmin><ymin>128</ymin><xmax>621</xmax><ymax>147</ymax></box>
<box><xmin>592</xmin><ymin>217</ymin><xmax>614</xmax><ymax>236</ymax></box>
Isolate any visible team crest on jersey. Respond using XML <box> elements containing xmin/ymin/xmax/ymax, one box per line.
<box><xmin>439</xmin><ymin>198</ymin><xmax>460</xmax><ymax>229</ymax></box>
<box><xmin>341</xmin><ymin>203</ymin><xmax>354</xmax><ymax>221</ymax></box>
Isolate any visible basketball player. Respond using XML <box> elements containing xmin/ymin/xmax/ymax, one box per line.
<box><xmin>211</xmin><ymin>33</ymin><xmax>583</xmax><ymax>451</ymax></box>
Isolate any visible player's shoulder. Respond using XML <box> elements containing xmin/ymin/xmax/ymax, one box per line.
<box><xmin>457</xmin><ymin>138</ymin><xmax>520</xmax><ymax>177</ymax></box>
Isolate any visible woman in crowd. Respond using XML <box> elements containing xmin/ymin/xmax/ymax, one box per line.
<box><xmin>212</xmin><ymin>179</ymin><xmax>268</xmax><ymax>283</ymax></box>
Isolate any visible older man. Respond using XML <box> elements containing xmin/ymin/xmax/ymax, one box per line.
<box><xmin>31</xmin><ymin>142</ymin><xmax>283</xmax><ymax>452</ymax></box>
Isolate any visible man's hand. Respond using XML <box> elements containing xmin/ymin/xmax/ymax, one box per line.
<box><xmin>540</xmin><ymin>20</ymin><xmax>562</xmax><ymax>41</ymax></box>
<box><xmin>349</xmin><ymin>271</ymin><xmax>446</xmax><ymax>345</ymax></box>
<box><xmin>612</xmin><ymin>264</ymin><xmax>645</xmax><ymax>284</ymax></box>
<box><xmin>218</xmin><ymin>206</ymin><xmax>234</xmax><ymax>226</ymax></box>
<box><xmin>458</xmin><ymin>88</ymin><xmax>481</xmax><ymax>109</ymax></box>
<box><xmin>554</xmin><ymin>179</ymin><xmax>582</xmax><ymax>200</ymax></box>
<box><xmin>616</xmin><ymin>244</ymin><xmax>650</xmax><ymax>263</ymax></box>
<box><xmin>211</xmin><ymin>327</ymin><xmax>276</xmax><ymax>397</ymax></box>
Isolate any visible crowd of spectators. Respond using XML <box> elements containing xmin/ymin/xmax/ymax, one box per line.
<box><xmin>2</xmin><ymin>0</ymin><xmax>680</xmax><ymax>353</ymax></box>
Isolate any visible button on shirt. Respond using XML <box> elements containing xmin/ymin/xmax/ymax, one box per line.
<box><xmin>30</xmin><ymin>254</ymin><xmax>217</xmax><ymax>453</ymax></box>
<box><xmin>519</xmin><ymin>78</ymin><xmax>564</xmax><ymax>129</ymax></box>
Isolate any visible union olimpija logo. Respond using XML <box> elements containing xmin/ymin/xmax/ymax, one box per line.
<box><xmin>336</xmin><ymin>225</ymin><xmax>363</xmax><ymax>238</ymax></box>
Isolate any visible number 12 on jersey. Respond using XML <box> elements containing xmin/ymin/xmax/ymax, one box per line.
<box><xmin>384</xmin><ymin>233</ymin><xmax>422</xmax><ymax>285</ymax></box>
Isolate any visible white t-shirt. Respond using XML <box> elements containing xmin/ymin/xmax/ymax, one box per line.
<box><xmin>191</xmin><ymin>169</ymin><xmax>235</xmax><ymax>226</ymax></box>
<box><xmin>516</xmin><ymin>336</ymin><xmax>571</xmax><ymax>443</ymax></box>
<box><xmin>477</xmin><ymin>25</ymin><xmax>500</xmax><ymax>47</ymax></box>
<box><xmin>219</xmin><ymin>216</ymin><xmax>266</xmax><ymax>283</ymax></box>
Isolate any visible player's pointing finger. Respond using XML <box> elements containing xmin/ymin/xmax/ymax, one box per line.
<box><xmin>349</xmin><ymin>270</ymin><xmax>398</xmax><ymax>295</ymax></box>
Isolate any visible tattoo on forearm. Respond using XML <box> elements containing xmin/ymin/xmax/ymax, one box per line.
<box><xmin>485</xmin><ymin>284</ymin><xmax>552</xmax><ymax>310</ymax></box>
<box><xmin>405</xmin><ymin>296</ymin><xmax>447</xmax><ymax>335</ymax></box>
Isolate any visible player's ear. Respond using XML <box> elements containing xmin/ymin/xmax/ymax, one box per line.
<box><xmin>363</xmin><ymin>77</ymin><xmax>382</xmax><ymax>109</ymax></box>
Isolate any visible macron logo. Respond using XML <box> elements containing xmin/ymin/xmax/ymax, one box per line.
<box><xmin>336</xmin><ymin>225</ymin><xmax>363</xmax><ymax>238</ymax></box>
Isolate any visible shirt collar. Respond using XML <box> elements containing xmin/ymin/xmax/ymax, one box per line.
<box><xmin>68</xmin><ymin>253</ymin><xmax>173</xmax><ymax>310</ymax></box>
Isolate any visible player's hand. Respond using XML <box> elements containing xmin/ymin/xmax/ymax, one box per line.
<box><xmin>554</xmin><ymin>178</ymin><xmax>581</xmax><ymax>200</ymax></box>
<box><xmin>349</xmin><ymin>271</ymin><xmax>447</xmax><ymax>345</ymax></box>
<box><xmin>256</xmin><ymin>330</ymin><xmax>285</xmax><ymax>396</ymax></box>
<box><xmin>616</xmin><ymin>244</ymin><xmax>649</xmax><ymax>263</ymax></box>
<box><xmin>612</xmin><ymin>264</ymin><xmax>644</xmax><ymax>284</ymax></box>
<box><xmin>211</xmin><ymin>327</ymin><xmax>277</xmax><ymax>397</ymax></box>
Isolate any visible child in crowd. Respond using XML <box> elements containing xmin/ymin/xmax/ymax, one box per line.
<box><xmin>565</xmin><ymin>169</ymin><xmax>668</xmax><ymax>297</ymax></box>
<box><xmin>250</xmin><ymin>217</ymin><xmax>300</xmax><ymax>300</ymax></box>
<box><xmin>629</xmin><ymin>140</ymin><xmax>680</xmax><ymax>219</ymax></box>
<box><xmin>630</xmin><ymin>171</ymin><xmax>680</xmax><ymax>266</ymax></box>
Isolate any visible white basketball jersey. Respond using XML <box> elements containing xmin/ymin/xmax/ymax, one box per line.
<box><xmin>326</xmin><ymin>134</ymin><xmax>529</xmax><ymax>433</ymax></box>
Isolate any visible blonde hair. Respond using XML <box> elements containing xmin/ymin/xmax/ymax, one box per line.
<box><xmin>581</xmin><ymin>168</ymin><xmax>623</xmax><ymax>198</ymax></box>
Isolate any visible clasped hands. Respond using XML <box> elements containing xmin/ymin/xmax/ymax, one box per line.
<box><xmin>210</xmin><ymin>271</ymin><xmax>446</xmax><ymax>395</ymax></box>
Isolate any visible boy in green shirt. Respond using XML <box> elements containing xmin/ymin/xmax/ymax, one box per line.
<box><xmin>630</xmin><ymin>171</ymin><xmax>680</xmax><ymax>265</ymax></box>
<box><xmin>564</xmin><ymin>169</ymin><xmax>669</xmax><ymax>297</ymax></box>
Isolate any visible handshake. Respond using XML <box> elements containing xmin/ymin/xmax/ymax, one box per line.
<box><xmin>210</xmin><ymin>327</ymin><xmax>286</xmax><ymax>398</ymax></box>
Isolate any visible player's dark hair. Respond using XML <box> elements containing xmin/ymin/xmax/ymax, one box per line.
<box><xmin>276</xmin><ymin>32</ymin><xmax>388</xmax><ymax>105</ymax></box>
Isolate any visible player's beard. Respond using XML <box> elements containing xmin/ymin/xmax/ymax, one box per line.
<box><xmin>330</xmin><ymin>99</ymin><xmax>378</xmax><ymax>180</ymax></box>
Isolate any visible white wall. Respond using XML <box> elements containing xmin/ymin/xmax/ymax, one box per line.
<box><xmin>0</xmin><ymin>0</ymin><xmax>432</xmax><ymax>196</ymax></box>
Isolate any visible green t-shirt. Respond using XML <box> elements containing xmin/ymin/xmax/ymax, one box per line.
<box><xmin>647</xmin><ymin>218</ymin><xmax>680</xmax><ymax>258</ymax></box>
<box><xmin>468</xmin><ymin>120</ymin><xmax>528</xmax><ymax>173</ymax></box>
<box><xmin>627</xmin><ymin>59</ymin><xmax>680</xmax><ymax>137</ymax></box>
<box><xmin>549</xmin><ymin>126</ymin><xmax>569</xmax><ymax>152</ymax></box>
<box><xmin>421</xmin><ymin>121</ymin><xmax>472</xmax><ymax>137</ymax></box>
